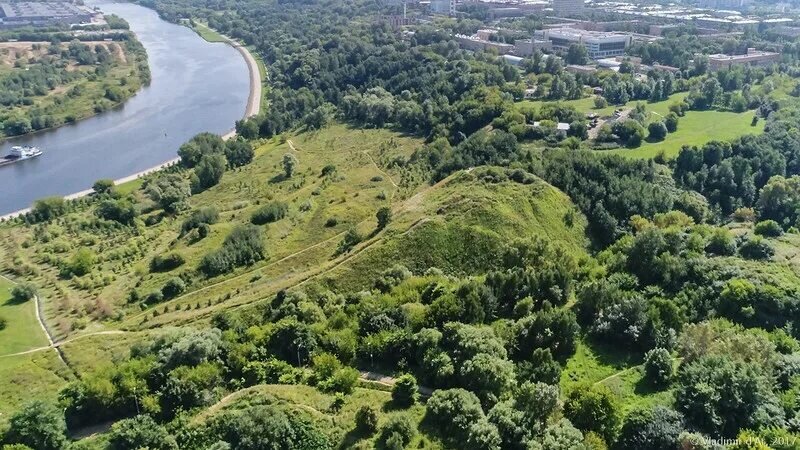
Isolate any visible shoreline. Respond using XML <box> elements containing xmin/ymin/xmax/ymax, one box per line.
<box><xmin>0</xmin><ymin>26</ymin><xmax>262</xmax><ymax>222</ymax></box>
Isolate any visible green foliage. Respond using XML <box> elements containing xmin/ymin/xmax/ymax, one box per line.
<box><xmin>376</xmin><ymin>206</ymin><xmax>392</xmax><ymax>230</ymax></box>
<box><xmin>31</xmin><ymin>196</ymin><xmax>66</xmax><ymax>222</ymax></box>
<box><xmin>224</xmin><ymin>139</ymin><xmax>254</xmax><ymax>168</ymax></box>
<box><xmin>192</xmin><ymin>153</ymin><xmax>227</xmax><ymax>192</ymax></box>
<box><xmin>145</xmin><ymin>173</ymin><xmax>191</xmax><ymax>213</ymax></box>
<box><xmin>615</xmin><ymin>406</ymin><xmax>683</xmax><ymax>450</ymax></box>
<box><xmin>391</xmin><ymin>374</ymin><xmax>418</xmax><ymax>407</ymax></box>
<box><xmin>738</xmin><ymin>236</ymin><xmax>774</xmax><ymax>260</ymax></box>
<box><xmin>643</xmin><ymin>347</ymin><xmax>673</xmax><ymax>386</ymax></box>
<box><xmin>180</xmin><ymin>207</ymin><xmax>219</xmax><ymax>236</ymax></box>
<box><xmin>96</xmin><ymin>198</ymin><xmax>138</xmax><ymax>225</ymax></box>
<box><xmin>378</xmin><ymin>415</ymin><xmax>416</xmax><ymax>449</ymax></box>
<box><xmin>150</xmin><ymin>253</ymin><xmax>186</xmax><ymax>272</ymax></box>
<box><xmin>10</xmin><ymin>284</ymin><xmax>36</xmax><ymax>303</ymax></box>
<box><xmin>563</xmin><ymin>384</ymin><xmax>620</xmax><ymax>443</ymax></box>
<box><xmin>108</xmin><ymin>415</ymin><xmax>177</xmax><ymax>450</ymax></box>
<box><xmin>355</xmin><ymin>405</ymin><xmax>379</xmax><ymax>434</ymax></box>
<box><xmin>3</xmin><ymin>400</ymin><xmax>68</xmax><ymax>450</ymax></box>
<box><xmin>199</xmin><ymin>224</ymin><xmax>265</xmax><ymax>276</ymax></box>
<box><xmin>647</xmin><ymin>121</ymin><xmax>668</xmax><ymax>142</ymax></box>
<box><xmin>92</xmin><ymin>179</ymin><xmax>115</xmax><ymax>194</ymax></box>
<box><xmin>178</xmin><ymin>132</ymin><xmax>225</xmax><ymax>168</ymax></box>
<box><xmin>283</xmin><ymin>153</ymin><xmax>298</xmax><ymax>178</ymax></box>
<box><xmin>251</xmin><ymin>201</ymin><xmax>289</xmax><ymax>225</ymax></box>
<box><xmin>65</xmin><ymin>248</ymin><xmax>95</xmax><ymax>277</ymax></box>
<box><xmin>754</xmin><ymin>219</ymin><xmax>783</xmax><ymax>237</ymax></box>
<box><xmin>210</xmin><ymin>405</ymin><xmax>330</xmax><ymax>449</ymax></box>
<box><xmin>161</xmin><ymin>277</ymin><xmax>186</xmax><ymax>299</ymax></box>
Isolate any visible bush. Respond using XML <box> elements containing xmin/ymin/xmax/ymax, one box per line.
<box><xmin>144</xmin><ymin>291</ymin><xmax>164</xmax><ymax>304</ymax></box>
<box><xmin>11</xmin><ymin>283</ymin><xmax>37</xmax><ymax>302</ymax></box>
<box><xmin>31</xmin><ymin>196</ymin><xmax>67</xmax><ymax>222</ymax></box>
<box><xmin>199</xmin><ymin>224</ymin><xmax>265</xmax><ymax>276</ymax></box>
<box><xmin>251</xmin><ymin>202</ymin><xmax>289</xmax><ymax>225</ymax></box>
<box><xmin>161</xmin><ymin>277</ymin><xmax>186</xmax><ymax>299</ymax></box>
<box><xmin>391</xmin><ymin>374</ymin><xmax>418</xmax><ymax>407</ymax></box>
<box><xmin>754</xmin><ymin>220</ymin><xmax>783</xmax><ymax>237</ymax></box>
<box><xmin>324</xmin><ymin>217</ymin><xmax>338</xmax><ymax>227</ymax></box>
<box><xmin>664</xmin><ymin>113</ymin><xmax>679</xmax><ymax>133</ymax></box>
<box><xmin>66</xmin><ymin>248</ymin><xmax>95</xmax><ymax>277</ymax></box>
<box><xmin>150</xmin><ymin>253</ymin><xmax>185</xmax><ymax>273</ymax></box>
<box><xmin>376</xmin><ymin>206</ymin><xmax>392</xmax><ymax>230</ymax></box>
<box><xmin>224</xmin><ymin>139</ymin><xmax>254</xmax><ymax>168</ymax></box>
<box><xmin>96</xmin><ymin>199</ymin><xmax>138</xmax><ymax>225</ymax></box>
<box><xmin>705</xmin><ymin>228</ymin><xmax>736</xmax><ymax>256</ymax></box>
<box><xmin>738</xmin><ymin>236</ymin><xmax>774</xmax><ymax>260</ymax></box>
<box><xmin>355</xmin><ymin>405</ymin><xmax>379</xmax><ymax>434</ymax></box>
<box><xmin>0</xmin><ymin>315</ymin><xmax>7</xmax><ymax>330</ymax></box>
<box><xmin>643</xmin><ymin>348</ymin><xmax>673</xmax><ymax>386</ymax></box>
<box><xmin>647</xmin><ymin>121</ymin><xmax>668</xmax><ymax>141</ymax></box>
<box><xmin>181</xmin><ymin>207</ymin><xmax>219</xmax><ymax>235</ymax></box>
<box><xmin>92</xmin><ymin>179</ymin><xmax>115</xmax><ymax>194</ymax></box>
<box><xmin>378</xmin><ymin>415</ymin><xmax>416</xmax><ymax>449</ymax></box>
<box><xmin>337</xmin><ymin>228</ymin><xmax>362</xmax><ymax>254</ymax></box>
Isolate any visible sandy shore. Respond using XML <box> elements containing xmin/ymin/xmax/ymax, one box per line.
<box><xmin>0</xmin><ymin>28</ymin><xmax>263</xmax><ymax>222</ymax></box>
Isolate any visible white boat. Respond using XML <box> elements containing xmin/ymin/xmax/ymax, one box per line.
<box><xmin>0</xmin><ymin>146</ymin><xmax>43</xmax><ymax>167</ymax></box>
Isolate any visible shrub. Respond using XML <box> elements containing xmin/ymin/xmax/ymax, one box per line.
<box><xmin>378</xmin><ymin>415</ymin><xmax>416</xmax><ymax>449</ymax></box>
<box><xmin>0</xmin><ymin>315</ymin><xmax>7</xmax><ymax>330</ymax></box>
<box><xmin>181</xmin><ymin>207</ymin><xmax>219</xmax><ymax>235</ymax></box>
<box><xmin>324</xmin><ymin>217</ymin><xmax>338</xmax><ymax>227</ymax></box>
<box><xmin>251</xmin><ymin>202</ymin><xmax>289</xmax><ymax>225</ymax></box>
<box><xmin>224</xmin><ymin>139</ymin><xmax>254</xmax><ymax>168</ymax></box>
<box><xmin>644</xmin><ymin>348</ymin><xmax>673</xmax><ymax>386</ymax></box>
<box><xmin>144</xmin><ymin>291</ymin><xmax>164</xmax><ymax>304</ymax></box>
<box><xmin>283</xmin><ymin>153</ymin><xmax>298</xmax><ymax>178</ymax></box>
<box><xmin>32</xmin><ymin>196</ymin><xmax>67</xmax><ymax>222</ymax></box>
<box><xmin>664</xmin><ymin>113</ymin><xmax>679</xmax><ymax>132</ymax></box>
<box><xmin>92</xmin><ymin>179</ymin><xmax>115</xmax><ymax>194</ymax></box>
<box><xmin>705</xmin><ymin>228</ymin><xmax>736</xmax><ymax>256</ymax></box>
<box><xmin>150</xmin><ymin>253</ymin><xmax>186</xmax><ymax>272</ymax></box>
<box><xmin>376</xmin><ymin>206</ymin><xmax>392</xmax><ymax>230</ymax></box>
<box><xmin>199</xmin><ymin>224</ymin><xmax>265</xmax><ymax>276</ymax></box>
<box><xmin>738</xmin><ymin>236</ymin><xmax>774</xmax><ymax>260</ymax></box>
<box><xmin>647</xmin><ymin>121</ymin><xmax>668</xmax><ymax>141</ymax></box>
<box><xmin>96</xmin><ymin>199</ymin><xmax>138</xmax><ymax>225</ymax></box>
<box><xmin>66</xmin><ymin>248</ymin><xmax>95</xmax><ymax>276</ymax></box>
<box><xmin>754</xmin><ymin>220</ymin><xmax>783</xmax><ymax>237</ymax></box>
<box><xmin>11</xmin><ymin>283</ymin><xmax>37</xmax><ymax>302</ymax></box>
<box><xmin>391</xmin><ymin>374</ymin><xmax>419</xmax><ymax>407</ymax></box>
<box><xmin>321</xmin><ymin>165</ymin><xmax>336</xmax><ymax>177</ymax></box>
<box><xmin>161</xmin><ymin>277</ymin><xmax>186</xmax><ymax>299</ymax></box>
<box><xmin>355</xmin><ymin>405</ymin><xmax>379</xmax><ymax>434</ymax></box>
<box><xmin>337</xmin><ymin>228</ymin><xmax>362</xmax><ymax>254</ymax></box>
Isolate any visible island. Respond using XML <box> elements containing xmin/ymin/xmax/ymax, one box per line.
<box><xmin>0</xmin><ymin>4</ymin><xmax>149</xmax><ymax>138</ymax></box>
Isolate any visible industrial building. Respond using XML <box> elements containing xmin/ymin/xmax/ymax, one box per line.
<box><xmin>536</xmin><ymin>28</ymin><xmax>632</xmax><ymax>59</ymax></box>
<box><xmin>552</xmin><ymin>0</ymin><xmax>584</xmax><ymax>16</ymax></box>
<box><xmin>707</xmin><ymin>48</ymin><xmax>781</xmax><ymax>71</ymax></box>
<box><xmin>0</xmin><ymin>2</ymin><xmax>93</xmax><ymax>28</ymax></box>
<box><xmin>455</xmin><ymin>34</ymin><xmax>514</xmax><ymax>54</ymax></box>
<box><xmin>513</xmin><ymin>38</ymin><xmax>552</xmax><ymax>56</ymax></box>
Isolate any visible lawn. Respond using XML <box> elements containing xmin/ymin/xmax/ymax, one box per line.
<box><xmin>517</xmin><ymin>91</ymin><xmax>766</xmax><ymax>160</ymax></box>
<box><xmin>189</xmin><ymin>21</ymin><xmax>228</xmax><ymax>43</ymax></box>
<box><xmin>604</xmin><ymin>108</ymin><xmax>764</xmax><ymax>159</ymax></box>
<box><xmin>0</xmin><ymin>276</ymin><xmax>48</xmax><ymax>355</ymax></box>
<box><xmin>0</xmin><ymin>351</ymin><xmax>71</xmax><ymax>430</ymax></box>
<box><xmin>561</xmin><ymin>338</ymin><xmax>674</xmax><ymax>414</ymax></box>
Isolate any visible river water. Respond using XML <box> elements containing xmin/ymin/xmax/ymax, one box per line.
<box><xmin>0</xmin><ymin>1</ymin><xmax>250</xmax><ymax>214</ymax></box>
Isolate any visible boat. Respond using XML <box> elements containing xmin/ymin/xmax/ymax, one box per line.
<box><xmin>0</xmin><ymin>146</ymin><xmax>43</xmax><ymax>168</ymax></box>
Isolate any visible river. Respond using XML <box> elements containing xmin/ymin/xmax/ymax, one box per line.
<box><xmin>0</xmin><ymin>1</ymin><xmax>250</xmax><ymax>215</ymax></box>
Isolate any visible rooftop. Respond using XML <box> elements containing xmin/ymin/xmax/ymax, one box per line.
<box><xmin>0</xmin><ymin>2</ymin><xmax>88</xmax><ymax>19</ymax></box>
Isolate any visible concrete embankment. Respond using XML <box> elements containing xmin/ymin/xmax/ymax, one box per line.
<box><xmin>0</xmin><ymin>30</ymin><xmax>262</xmax><ymax>222</ymax></box>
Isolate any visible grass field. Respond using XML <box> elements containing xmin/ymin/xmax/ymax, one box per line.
<box><xmin>0</xmin><ymin>276</ymin><xmax>48</xmax><ymax>355</ymax></box>
<box><xmin>561</xmin><ymin>339</ymin><xmax>674</xmax><ymax>414</ymax></box>
<box><xmin>188</xmin><ymin>21</ymin><xmax>228</xmax><ymax>43</ymax></box>
<box><xmin>0</xmin><ymin>351</ymin><xmax>71</xmax><ymax>430</ymax></box>
<box><xmin>604</xmin><ymin>109</ymin><xmax>763</xmax><ymax>159</ymax></box>
<box><xmin>518</xmin><ymin>91</ymin><xmax>766</xmax><ymax>159</ymax></box>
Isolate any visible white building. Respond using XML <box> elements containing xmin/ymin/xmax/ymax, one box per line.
<box><xmin>537</xmin><ymin>28</ymin><xmax>632</xmax><ymax>59</ymax></box>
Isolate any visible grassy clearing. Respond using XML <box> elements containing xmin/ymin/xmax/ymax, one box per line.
<box><xmin>518</xmin><ymin>91</ymin><xmax>765</xmax><ymax>160</ymax></box>
<box><xmin>561</xmin><ymin>339</ymin><xmax>674</xmax><ymax>414</ymax></box>
<box><xmin>188</xmin><ymin>21</ymin><xmax>228</xmax><ymax>43</ymax></box>
<box><xmin>197</xmin><ymin>384</ymin><xmax>440</xmax><ymax>449</ymax></box>
<box><xmin>0</xmin><ymin>276</ymin><xmax>48</xmax><ymax>355</ymax></box>
<box><xmin>0</xmin><ymin>351</ymin><xmax>71</xmax><ymax>430</ymax></box>
<box><xmin>605</xmin><ymin>109</ymin><xmax>763</xmax><ymax>159</ymax></box>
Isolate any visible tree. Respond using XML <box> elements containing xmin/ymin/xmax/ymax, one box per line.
<box><xmin>4</xmin><ymin>400</ymin><xmax>68</xmax><ymax>450</ymax></box>
<box><xmin>31</xmin><ymin>197</ymin><xmax>66</xmax><ymax>222</ymax></box>
<box><xmin>647</xmin><ymin>121</ymin><xmax>668</xmax><ymax>141</ymax></box>
<box><xmin>193</xmin><ymin>153</ymin><xmax>226</xmax><ymax>192</ymax></box>
<box><xmin>224</xmin><ymin>139</ymin><xmax>254</xmax><ymax>168</ymax></box>
<box><xmin>512</xmin><ymin>307</ymin><xmax>579</xmax><ymax>361</ymax></box>
<box><xmin>616</xmin><ymin>406</ymin><xmax>683</xmax><ymax>450</ymax></box>
<box><xmin>706</xmin><ymin>228</ymin><xmax>736</xmax><ymax>256</ymax></box>
<box><xmin>664</xmin><ymin>112</ymin><xmax>679</xmax><ymax>132</ymax></box>
<box><xmin>392</xmin><ymin>374</ymin><xmax>419</xmax><ymax>407</ymax></box>
<box><xmin>96</xmin><ymin>199</ymin><xmax>138</xmax><ymax>225</ymax></box>
<box><xmin>754</xmin><ymin>220</ymin><xmax>783</xmax><ymax>237</ymax></box>
<box><xmin>145</xmin><ymin>174</ymin><xmax>191</xmax><ymax>213</ymax></box>
<box><xmin>594</xmin><ymin>96</ymin><xmax>608</xmax><ymax>109</ymax></box>
<box><xmin>565</xmin><ymin>44</ymin><xmax>588</xmax><ymax>65</ymax></box>
<box><xmin>676</xmin><ymin>355</ymin><xmax>782</xmax><ymax>437</ymax></box>
<box><xmin>378</xmin><ymin>415</ymin><xmax>416</xmax><ymax>449</ymax></box>
<box><xmin>67</xmin><ymin>248</ymin><xmax>95</xmax><ymax>276</ymax></box>
<box><xmin>355</xmin><ymin>405</ymin><xmax>379</xmax><ymax>434</ymax></box>
<box><xmin>178</xmin><ymin>132</ymin><xmax>225</xmax><ymax>168</ymax></box>
<box><xmin>10</xmin><ymin>283</ymin><xmax>36</xmax><ymax>303</ymax></box>
<box><xmin>108</xmin><ymin>415</ymin><xmax>177</xmax><ymax>450</ymax></box>
<box><xmin>376</xmin><ymin>206</ymin><xmax>392</xmax><ymax>230</ymax></box>
<box><xmin>211</xmin><ymin>405</ymin><xmax>329</xmax><ymax>449</ymax></box>
<box><xmin>283</xmin><ymin>153</ymin><xmax>298</xmax><ymax>178</ymax></box>
<box><xmin>643</xmin><ymin>347</ymin><xmax>673</xmax><ymax>386</ymax></box>
<box><xmin>738</xmin><ymin>236</ymin><xmax>774</xmax><ymax>260</ymax></box>
<box><xmin>92</xmin><ymin>179</ymin><xmax>115</xmax><ymax>194</ymax></box>
<box><xmin>161</xmin><ymin>277</ymin><xmax>186</xmax><ymax>299</ymax></box>
<box><xmin>563</xmin><ymin>384</ymin><xmax>620</xmax><ymax>443</ymax></box>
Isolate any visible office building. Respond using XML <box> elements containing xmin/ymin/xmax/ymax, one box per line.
<box><xmin>537</xmin><ymin>28</ymin><xmax>632</xmax><ymax>59</ymax></box>
<box><xmin>552</xmin><ymin>0</ymin><xmax>584</xmax><ymax>16</ymax></box>
<box><xmin>707</xmin><ymin>48</ymin><xmax>781</xmax><ymax>71</ymax></box>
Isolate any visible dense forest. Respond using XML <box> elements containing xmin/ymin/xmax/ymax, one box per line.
<box><xmin>5</xmin><ymin>0</ymin><xmax>800</xmax><ymax>449</ymax></box>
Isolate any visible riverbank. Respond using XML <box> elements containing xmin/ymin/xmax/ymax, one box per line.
<box><xmin>0</xmin><ymin>24</ymin><xmax>262</xmax><ymax>222</ymax></box>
